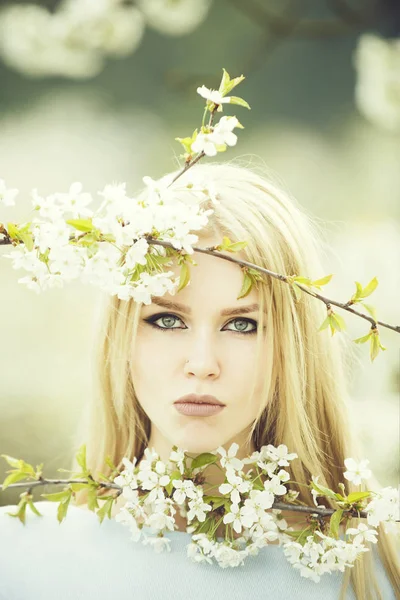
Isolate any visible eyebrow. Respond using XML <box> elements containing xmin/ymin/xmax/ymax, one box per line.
<box><xmin>150</xmin><ymin>297</ymin><xmax>260</xmax><ymax>317</ymax></box>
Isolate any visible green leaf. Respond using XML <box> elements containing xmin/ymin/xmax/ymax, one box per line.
<box><xmin>354</xmin><ymin>281</ymin><xmax>364</xmax><ymax>299</ymax></box>
<box><xmin>191</xmin><ymin>453</ymin><xmax>218</xmax><ymax>471</ymax></box>
<box><xmin>237</xmin><ymin>272</ymin><xmax>253</xmax><ymax>299</ymax></box>
<box><xmin>226</xmin><ymin>240</ymin><xmax>248</xmax><ymax>252</ymax></box>
<box><xmin>6</xmin><ymin>223</ymin><xmax>19</xmax><ymax>240</ymax></box>
<box><xmin>177</xmin><ymin>262</ymin><xmax>191</xmax><ymax>293</ymax></box>
<box><xmin>87</xmin><ymin>488</ymin><xmax>100</xmax><ymax>512</ymax></box>
<box><xmin>218</xmin><ymin>69</ymin><xmax>245</xmax><ymax>95</ymax></box>
<box><xmin>170</xmin><ymin>471</ymin><xmax>183</xmax><ymax>484</ymax></box>
<box><xmin>318</xmin><ymin>315</ymin><xmax>331</xmax><ymax>332</ymax></box>
<box><xmin>328</xmin><ymin>509</ymin><xmax>344</xmax><ymax>539</ymax></box>
<box><xmin>311</xmin><ymin>274</ymin><xmax>334</xmax><ymax>287</ymax></box>
<box><xmin>18</xmin><ymin>231</ymin><xmax>34</xmax><ymax>252</ymax></box>
<box><xmin>65</xmin><ymin>219</ymin><xmax>93</xmax><ymax>233</ymax></box>
<box><xmin>370</xmin><ymin>330</ymin><xmax>386</xmax><ymax>362</ymax></box>
<box><xmin>41</xmin><ymin>490</ymin><xmax>72</xmax><ymax>502</ymax></box>
<box><xmin>310</xmin><ymin>479</ymin><xmax>340</xmax><ymax>501</ymax></box>
<box><xmin>96</xmin><ymin>496</ymin><xmax>114</xmax><ymax>524</ymax></box>
<box><xmin>27</xmin><ymin>500</ymin><xmax>42</xmax><ymax>517</ymax></box>
<box><xmin>330</xmin><ymin>313</ymin><xmax>346</xmax><ymax>332</ymax></box>
<box><xmin>361</xmin><ymin>302</ymin><xmax>377</xmax><ymax>322</ymax></box>
<box><xmin>57</xmin><ymin>498</ymin><xmax>71</xmax><ymax>524</ymax></box>
<box><xmin>1</xmin><ymin>454</ymin><xmax>22</xmax><ymax>469</ymax></box>
<box><xmin>347</xmin><ymin>491</ymin><xmax>371</xmax><ymax>503</ymax></box>
<box><xmin>353</xmin><ymin>332</ymin><xmax>372</xmax><ymax>344</ymax></box>
<box><xmin>228</xmin><ymin>96</ymin><xmax>251</xmax><ymax>110</ymax></box>
<box><xmin>1</xmin><ymin>470</ymin><xmax>31</xmax><ymax>490</ymax></box>
<box><xmin>75</xmin><ymin>445</ymin><xmax>88</xmax><ymax>473</ymax></box>
<box><xmin>69</xmin><ymin>482</ymin><xmax>92</xmax><ymax>492</ymax></box>
<box><xmin>293</xmin><ymin>276</ymin><xmax>313</xmax><ymax>286</ymax></box>
<box><xmin>296</xmin><ymin>526</ymin><xmax>315</xmax><ymax>546</ymax></box>
<box><xmin>360</xmin><ymin>277</ymin><xmax>378</xmax><ymax>299</ymax></box>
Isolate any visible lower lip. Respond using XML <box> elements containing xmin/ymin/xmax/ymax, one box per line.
<box><xmin>174</xmin><ymin>403</ymin><xmax>225</xmax><ymax>416</ymax></box>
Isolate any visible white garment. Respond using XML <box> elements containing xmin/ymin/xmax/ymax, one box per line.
<box><xmin>0</xmin><ymin>501</ymin><xmax>396</xmax><ymax>600</ymax></box>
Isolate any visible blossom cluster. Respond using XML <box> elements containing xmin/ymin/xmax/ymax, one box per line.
<box><xmin>354</xmin><ymin>33</ymin><xmax>400</xmax><ymax>132</ymax></box>
<box><xmin>0</xmin><ymin>175</ymin><xmax>214</xmax><ymax>304</ymax></box>
<box><xmin>0</xmin><ymin>0</ymin><xmax>212</xmax><ymax>79</ymax></box>
<box><xmin>0</xmin><ymin>72</ymin><xmax>248</xmax><ymax>304</ymax></box>
<box><xmin>111</xmin><ymin>442</ymin><xmax>399</xmax><ymax>580</ymax></box>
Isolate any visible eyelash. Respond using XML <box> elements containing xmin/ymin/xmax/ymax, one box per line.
<box><xmin>143</xmin><ymin>312</ymin><xmax>257</xmax><ymax>335</ymax></box>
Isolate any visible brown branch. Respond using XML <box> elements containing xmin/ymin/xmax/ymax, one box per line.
<box><xmin>1</xmin><ymin>232</ymin><xmax>399</xmax><ymax>334</ymax></box>
<box><xmin>1</xmin><ymin>477</ymin><xmax>392</xmax><ymax>521</ymax></box>
<box><xmin>168</xmin><ymin>105</ymin><xmax>218</xmax><ymax>186</ymax></box>
<box><xmin>144</xmin><ymin>237</ymin><xmax>400</xmax><ymax>334</ymax></box>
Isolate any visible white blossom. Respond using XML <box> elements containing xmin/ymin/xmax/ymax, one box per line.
<box><xmin>219</xmin><ymin>469</ymin><xmax>252</xmax><ymax>504</ymax></box>
<box><xmin>191</xmin><ymin>130</ymin><xmax>223</xmax><ymax>157</ymax></box>
<box><xmin>216</xmin><ymin>443</ymin><xmax>244</xmax><ymax>472</ymax></box>
<box><xmin>343</xmin><ymin>458</ymin><xmax>372</xmax><ymax>485</ymax></box>
<box><xmin>187</xmin><ymin>495</ymin><xmax>212</xmax><ymax>523</ymax></box>
<box><xmin>54</xmin><ymin>182</ymin><xmax>93</xmax><ymax>218</ymax></box>
<box><xmin>197</xmin><ymin>85</ymin><xmax>232</xmax><ymax>106</ymax></box>
<box><xmin>345</xmin><ymin>522</ymin><xmax>378</xmax><ymax>545</ymax></box>
<box><xmin>142</xmin><ymin>534</ymin><xmax>172</xmax><ymax>553</ymax></box>
<box><xmin>353</xmin><ymin>33</ymin><xmax>400</xmax><ymax>132</ymax></box>
<box><xmin>365</xmin><ymin>486</ymin><xmax>400</xmax><ymax>532</ymax></box>
<box><xmin>136</xmin><ymin>0</ymin><xmax>212</xmax><ymax>36</ymax></box>
<box><xmin>0</xmin><ymin>179</ymin><xmax>18</xmax><ymax>207</ymax></box>
<box><xmin>213</xmin><ymin>116</ymin><xmax>240</xmax><ymax>146</ymax></box>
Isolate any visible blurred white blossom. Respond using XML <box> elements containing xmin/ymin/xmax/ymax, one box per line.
<box><xmin>354</xmin><ymin>33</ymin><xmax>400</xmax><ymax>132</ymax></box>
<box><xmin>0</xmin><ymin>1</ymin><xmax>144</xmax><ymax>78</ymax></box>
<box><xmin>0</xmin><ymin>179</ymin><xmax>18</xmax><ymax>207</ymax></box>
<box><xmin>0</xmin><ymin>0</ymin><xmax>212</xmax><ymax>78</ymax></box>
<box><xmin>136</xmin><ymin>0</ymin><xmax>212</xmax><ymax>36</ymax></box>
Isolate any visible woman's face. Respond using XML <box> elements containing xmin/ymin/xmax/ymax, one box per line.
<box><xmin>130</xmin><ymin>236</ymin><xmax>267</xmax><ymax>460</ymax></box>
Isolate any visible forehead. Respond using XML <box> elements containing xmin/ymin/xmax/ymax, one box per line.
<box><xmin>149</xmin><ymin>238</ymin><xmax>260</xmax><ymax>312</ymax></box>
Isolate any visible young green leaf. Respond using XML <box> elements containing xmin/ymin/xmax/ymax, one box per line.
<box><xmin>328</xmin><ymin>509</ymin><xmax>344</xmax><ymax>539</ymax></box>
<box><xmin>370</xmin><ymin>329</ymin><xmax>386</xmax><ymax>362</ymax></box>
<box><xmin>1</xmin><ymin>470</ymin><xmax>31</xmax><ymax>490</ymax></box>
<box><xmin>237</xmin><ymin>272</ymin><xmax>253</xmax><ymax>299</ymax></box>
<box><xmin>1</xmin><ymin>454</ymin><xmax>22</xmax><ymax>469</ymax></box>
<box><xmin>360</xmin><ymin>276</ymin><xmax>378</xmax><ymax>298</ymax></box>
<box><xmin>311</xmin><ymin>274</ymin><xmax>334</xmax><ymax>287</ymax></box>
<box><xmin>42</xmin><ymin>490</ymin><xmax>72</xmax><ymax>502</ymax></box>
<box><xmin>229</xmin><ymin>96</ymin><xmax>251</xmax><ymax>110</ymax></box>
<box><xmin>353</xmin><ymin>332</ymin><xmax>372</xmax><ymax>344</ymax></box>
<box><xmin>96</xmin><ymin>496</ymin><xmax>114</xmax><ymax>524</ymax></box>
<box><xmin>65</xmin><ymin>219</ymin><xmax>93</xmax><ymax>233</ymax></box>
<box><xmin>191</xmin><ymin>453</ymin><xmax>218</xmax><ymax>471</ymax></box>
<box><xmin>361</xmin><ymin>302</ymin><xmax>378</xmax><ymax>322</ymax></box>
<box><xmin>346</xmin><ymin>491</ymin><xmax>371</xmax><ymax>503</ymax></box>
<box><xmin>177</xmin><ymin>262</ymin><xmax>191</xmax><ymax>293</ymax></box>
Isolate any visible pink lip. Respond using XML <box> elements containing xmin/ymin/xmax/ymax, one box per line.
<box><xmin>174</xmin><ymin>393</ymin><xmax>225</xmax><ymax>406</ymax></box>
<box><xmin>174</xmin><ymin>403</ymin><xmax>225</xmax><ymax>417</ymax></box>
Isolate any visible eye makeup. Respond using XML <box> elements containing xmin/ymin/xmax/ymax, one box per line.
<box><xmin>143</xmin><ymin>312</ymin><xmax>258</xmax><ymax>335</ymax></box>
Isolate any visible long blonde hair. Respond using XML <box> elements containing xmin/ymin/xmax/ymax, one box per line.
<box><xmin>73</xmin><ymin>162</ymin><xmax>400</xmax><ymax>599</ymax></box>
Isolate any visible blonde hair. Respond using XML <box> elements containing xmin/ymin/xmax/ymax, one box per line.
<box><xmin>73</xmin><ymin>162</ymin><xmax>400</xmax><ymax>599</ymax></box>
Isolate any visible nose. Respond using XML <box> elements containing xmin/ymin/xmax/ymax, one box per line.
<box><xmin>183</xmin><ymin>332</ymin><xmax>220</xmax><ymax>380</ymax></box>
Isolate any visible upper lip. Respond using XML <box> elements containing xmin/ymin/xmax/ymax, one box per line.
<box><xmin>174</xmin><ymin>394</ymin><xmax>225</xmax><ymax>406</ymax></box>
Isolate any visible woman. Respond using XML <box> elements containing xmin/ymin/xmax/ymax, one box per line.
<box><xmin>0</xmin><ymin>162</ymin><xmax>399</xmax><ymax>599</ymax></box>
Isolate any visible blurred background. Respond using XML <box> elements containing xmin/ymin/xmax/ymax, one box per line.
<box><xmin>0</xmin><ymin>0</ymin><xmax>399</xmax><ymax>506</ymax></box>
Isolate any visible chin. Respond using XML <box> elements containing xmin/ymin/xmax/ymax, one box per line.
<box><xmin>173</xmin><ymin>433</ymin><xmax>225</xmax><ymax>456</ymax></box>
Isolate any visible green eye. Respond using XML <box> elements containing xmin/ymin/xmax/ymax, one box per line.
<box><xmin>144</xmin><ymin>313</ymin><xmax>257</xmax><ymax>335</ymax></box>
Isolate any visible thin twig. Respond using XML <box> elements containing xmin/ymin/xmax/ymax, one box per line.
<box><xmin>0</xmin><ymin>233</ymin><xmax>398</xmax><ymax>333</ymax></box>
<box><xmin>1</xmin><ymin>478</ymin><xmax>393</xmax><ymax>521</ymax></box>
<box><xmin>144</xmin><ymin>237</ymin><xmax>400</xmax><ymax>334</ymax></box>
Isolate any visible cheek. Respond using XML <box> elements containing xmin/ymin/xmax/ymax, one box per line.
<box><xmin>131</xmin><ymin>332</ymin><xmax>172</xmax><ymax>387</ymax></box>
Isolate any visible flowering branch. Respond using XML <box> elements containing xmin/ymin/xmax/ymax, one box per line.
<box><xmin>0</xmin><ymin>69</ymin><xmax>396</xmax><ymax>362</ymax></box>
<box><xmin>1</xmin><ymin>443</ymin><xmax>398</xmax><ymax>579</ymax></box>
